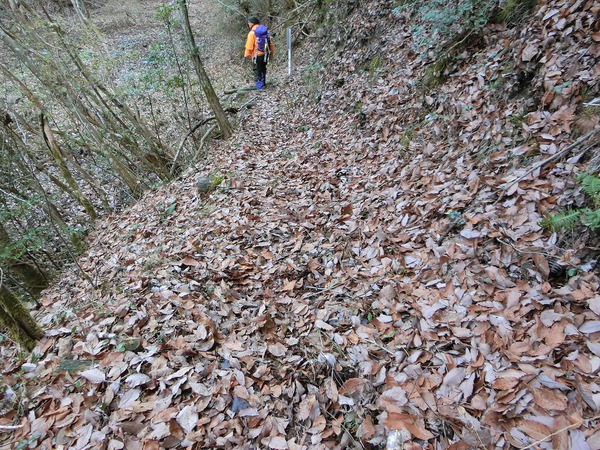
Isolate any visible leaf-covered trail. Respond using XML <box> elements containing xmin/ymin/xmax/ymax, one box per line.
<box><xmin>5</xmin><ymin>77</ymin><xmax>598</xmax><ymax>449</ymax></box>
<box><xmin>3</xmin><ymin>0</ymin><xmax>600</xmax><ymax>448</ymax></box>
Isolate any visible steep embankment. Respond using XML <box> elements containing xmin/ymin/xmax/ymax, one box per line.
<box><xmin>1</xmin><ymin>0</ymin><xmax>599</xmax><ymax>449</ymax></box>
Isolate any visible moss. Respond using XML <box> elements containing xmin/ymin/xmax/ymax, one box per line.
<box><xmin>422</xmin><ymin>58</ymin><xmax>451</xmax><ymax>88</ymax></box>
<box><xmin>578</xmin><ymin>89</ymin><xmax>600</xmax><ymax>118</ymax></box>
<box><xmin>399</xmin><ymin>125</ymin><xmax>415</xmax><ymax>148</ymax></box>
<box><xmin>508</xmin><ymin>113</ymin><xmax>526</xmax><ymax>127</ymax></box>
<box><xmin>0</xmin><ymin>286</ymin><xmax>44</xmax><ymax>351</ymax></box>
<box><xmin>210</xmin><ymin>172</ymin><xmax>224</xmax><ymax>187</ymax></box>
<box><xmin>399</xmin><ymin>134</ymin><xmax>411</xmax><ymax>148</ymax></box>
<box><xmin>369</xmin><ymin>56</ymin><xmax>383</xmax><ymax>80</ymax></box>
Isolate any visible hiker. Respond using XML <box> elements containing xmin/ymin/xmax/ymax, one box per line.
<box><xmin>244</xmin><ymin>16</ymin><xmax>274</xmax><ymax>91</ymax></box>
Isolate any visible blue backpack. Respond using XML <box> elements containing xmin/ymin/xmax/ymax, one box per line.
<box><xmin>253</xmin><ymin>25</ymin><xmax>271</xmax><ymax>61</ymax></box>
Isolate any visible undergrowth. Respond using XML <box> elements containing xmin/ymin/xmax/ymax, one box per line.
<box><xmin>394</xmin><ymin>0</ymin><xmax>538</xmax><ymax>88</ymax></box>
<box><xmin>540</xmin><ymin>172</ymin><xmax>600</xmax><ymax>232</ymax></box>
<box><xmin>392</xmin><ymin>0</ymin><xmax>497</xmax><ymax>55</ymax></box>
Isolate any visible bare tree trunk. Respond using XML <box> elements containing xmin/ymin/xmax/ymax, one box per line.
<box><xmin>43</xmin><ymin>18</ymin><xmax>173</xmax><ymax>178</ymax></box>
<box><xmin>0</xmin><ymin>302</ymin><xmax>37</xmax><ymax>351</ymax></box>
<box><xmin>0</xmin><ymin>133</ymin><xmax>75</xmax><ymax>251</ymax></box>
<box><xmin>178</xmin><ymin>0</ymin><xmax>233</xmax><ymax>140</ymax></box>
<box><xmin>0</xmin><ymin>225</ymin><xmax>48</xmax><ymax>297</ymax></box>
<box><xmin>0</xmin><ymin>61</ymin><xmax>45</xmax><ymax>112</ymax></box>
<box><xmin>106</xmin><ymin>149</ymin><xmax>145</xmax><ymax>198</ymax></box>
<box><xmin>70</xmin><ymin>0</ymin><xmax>90</xmax><ymax>23</ymax></box>
<box><xmin>41</xmin><ymin>114</ymin><xmax>98</xmax><ymax>221</ymax></box>
<box><xmin>0</xmin><ymin>281</ymin><xmax>44</xmax><ymax>352</ymax></box>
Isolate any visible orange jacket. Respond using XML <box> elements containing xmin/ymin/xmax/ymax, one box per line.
<box><xmin>244</xmin><ymin>24</ymin><xmax>274</xmax><ymax>59</ymax></box>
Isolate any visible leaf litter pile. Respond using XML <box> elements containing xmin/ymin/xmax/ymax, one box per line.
<box><xmin>2</xmin><ymin>0</ymin><xmax>600</xmax><ymax>448</ymax></box>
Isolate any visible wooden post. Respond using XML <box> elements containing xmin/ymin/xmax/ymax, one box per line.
<box><xmin>287</xmin><ymin>27</ymin><xmax>292</xmax><ymax>77</ymax></box>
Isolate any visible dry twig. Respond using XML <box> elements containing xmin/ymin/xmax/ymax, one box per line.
<box><xmin>502</xmin><ymin>128</ymin><xmax>600</xmax><ymax>193</ymax></box>
<box><xmin>521</xmin><ymin>414</ymin><xmax>600</xmax><ymax>449</ymax></box>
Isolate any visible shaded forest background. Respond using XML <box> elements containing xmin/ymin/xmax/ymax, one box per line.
<box><xmin>0</xmin><ymin>0</ymin><xmax>250</xmax><ymax>306</ymax></box>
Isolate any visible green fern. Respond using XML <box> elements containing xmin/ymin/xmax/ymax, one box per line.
<box><xmin>540</xmin><ymin>172</ymin><xmax>600</xmax><ymax>233</ymax></box>
<box><xmin>539</xmin><ymin>209</ymin><xmax>580</xmax><ymax>232</ymax></box>
<box><xmin>576</xmin><ymin>172</ymin><xmax>600</xmax><ymax>205</ymax></box>
<box><xmin>581</xmin><ymin>208</ymin><xmax>600</xmax><ymax>230</ymax></box>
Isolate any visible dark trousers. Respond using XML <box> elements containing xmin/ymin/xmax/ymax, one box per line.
<box><xmin>253</xmin><ymin>55</ymin><xmax>268</xmax><ymax>90</ymax></box>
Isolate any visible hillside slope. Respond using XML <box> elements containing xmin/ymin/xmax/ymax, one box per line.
<box><xmin>1</xmin><ymin>0</ymin><xmax>599</xmax><ymax>449</ymax></box>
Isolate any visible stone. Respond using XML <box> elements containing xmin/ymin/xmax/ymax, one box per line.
<box><xmin>196</xmin><ymin>177</ymin><xmax>213</xmax><ymax>194</ymax></box>
<box><xmin>58</xmin><ymin>359</ymin><xmax>94</xmax><ymax>372</ymax></box>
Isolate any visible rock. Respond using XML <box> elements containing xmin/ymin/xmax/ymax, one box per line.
<box><xmin>114</xmin><ymin>304</ymin><xmax>129</xmax><ymax>318</ymax></box>
<box><xmin>196</xmin><ymin>177</ymin><xmax>213</xmax><ymax>194</ymax></box>
<box><xmin>57</xmin><ymin>337</ymin><xmax>73</xmax><ymax>358</ymax></box>
<box><xmin>58</xmin><ymin>359</ymin><xmax>94</xmax><ymax>372</ymax></box>
<box><xmin>21</xmin><ymin>363</ymin><xmax>37</xmax><ymax>373</ymax></box>
<box><xmin>121</xmin><ymin>337</ymin><xmax>142</xmax><ymax>352</ymax></box>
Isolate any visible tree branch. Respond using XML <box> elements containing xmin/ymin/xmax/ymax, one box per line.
<box><xmin>502</xmin><ymin>128</ymin><xmax>600</xmax><ymax>193</ymax></box>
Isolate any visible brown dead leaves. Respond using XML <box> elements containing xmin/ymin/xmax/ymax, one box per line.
<box><xmin>1</xmin><ymin>0</ymin><xmax>600</xmax><ymax>448</ymax></box>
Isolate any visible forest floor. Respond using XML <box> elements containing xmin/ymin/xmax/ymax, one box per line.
<box><xmin>1</xmin><ymin>0</ymin><xmax>600</xmax><ymax>449</ymax></box>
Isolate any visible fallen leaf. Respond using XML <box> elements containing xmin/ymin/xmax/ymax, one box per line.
<box><xmin>324</xmin><ymin>377</ymin><xmax>339</xmax><ymax>401</ymax></box>
<box><xmin>385</xmin><ymin>412</ymin><xmax>434</xmax><ymax>440</ymax></box>
<box><xmin>521</xmin><ymin>42</ymin><xmax>539</xmax><ymax>61</ymax></box>
<box><xmin>540</xmin><ymin>310</ymin><xmax>563</xmax><ymax>327</ymax></box>
<box><xmin>360</xmin><ymin>415</ymin><xmax>376</xmax><ymax>440</ymax></box>
<box><xmin>268</xmin><ymin>436</ymin><xmax>288</xmax><ymax>449</ymax></box>
<box><xmin>297</xmin><ymin>394</ymin><xmax>316</xmax><ymax>421</ymax></box>
<box><xmin>125</xmin><ymin>373</ymin><xmax>151</xmax><ymax>388</ymax></box>
<box><xmin>79</xmin><ymin>368</ymin><xmax>105</xmax><ymax>384</ymax></box>
<box><xmin>315</xmin><ymin>319</ymin><xmax>335</xmax><ymax>331</ymax></box>
<box><xmin>148</xmin><ymin>422</ymin><xmax>170</xmax><ymax>440</ymax></box>
<box><xmin>443</xmin><ymin>367</ymin><xmax>466</xmax><ymax>387</ymax></box>
<box><xmin>75</xmin><ymin>423</ymin><xmax>93</xmax><ymax>450</ymax></box>
<box><xmin>267</xmin><ymin>342</ymin><xmax>287</xmax><ymax>357</ymax></box>
<box><xmin>176</xmin><ymin>405</ymin><xmax>198</xmax><ymax>434</ymax></box>
<box><xmin>380</xmin><ymin>386</ymin><xmax>408</xmax><ymax>413</ymax></box>
<box><xmin>579</xmin><ymin>321</ymin><xmax>600</xmax><ymax>334</ymax></box>
<box><xmin>460</xmin><ymin>229</ymin><xmax>481</xmax><ymax>239</ymax></box>
<box><xmin>339</xmin><ymin>378</ymin><xmax>369</xmax><ymax>396</ymax></box>
<box><xmin>118</xmin><ymin>388</ymin><xmax>141</xmax><ymax>409</ymax></box>
<box><xmin>530</xmin><ymin>386</ymin><xmax>568</xmax><ymax>411</ymax></box>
